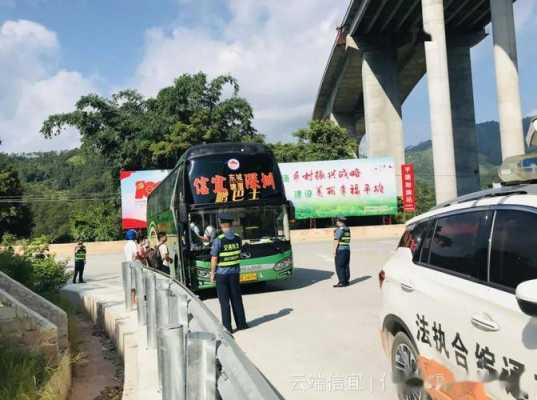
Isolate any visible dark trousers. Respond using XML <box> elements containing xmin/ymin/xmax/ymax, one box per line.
<box><xmin>335</xmin><ymin>250</ymin><xmax>350</xmax><ymax>285</ymax></box>
<box><xmin>215</xmin><ymin>273</ymin><xmax>247</xmax><ymax>332</ymax></box>
<box><xmin>73</xmin><ymin>261</ymin><xmax>85</xmax><ymax>283</ymax></box>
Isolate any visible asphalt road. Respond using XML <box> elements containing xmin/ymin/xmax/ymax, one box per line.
<box><xmin>81</xmin><ymin>238</ymin><xmax>400</xmax><ymax>400</ymax></box>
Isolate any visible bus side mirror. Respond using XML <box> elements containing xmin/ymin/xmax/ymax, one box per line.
<box><xmin>288</xmin><ymin>201</ymin><xmax>295</xmax><ymax>222</ymax></box>
<box><xmin>179</xmin><ymin>202</ymin><xmax>188</xmax><ymax>223</ymax></box>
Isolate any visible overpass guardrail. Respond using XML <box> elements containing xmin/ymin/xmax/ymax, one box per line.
<box><xmin>121</xmin><ymin>261</ymin><xmax>282</xmax><ymax>400</ymax></box>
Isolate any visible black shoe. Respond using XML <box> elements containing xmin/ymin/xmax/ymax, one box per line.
<box><xmin>333</xmin><ymin>283</ymin><xmax>344</xmax><ymax>288</ymax></box>
<box><xmin>72</xmin><ymin>281</ymin><xmax>77</xmax><ymax>284</ymax></box>
<box><xmin>79</xmin><ymin>280</ymin><xmax>86</xmax><ymax>284</ymax></box>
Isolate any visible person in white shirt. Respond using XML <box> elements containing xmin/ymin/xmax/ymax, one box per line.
<box><xmin>124</xmin><ymin>229</ymin><xmax>138</xmax><ymax>262</ymax></box>
<box><xmin>157</xmin><ymin>232</ymin><xmax>172</xmax><ymax>273</ymax></box>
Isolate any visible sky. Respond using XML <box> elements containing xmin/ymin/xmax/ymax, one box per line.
<box><xmin>0</xmin><ymin>0</ymin><xmax>536</xmax><ymax>153</ymax></box>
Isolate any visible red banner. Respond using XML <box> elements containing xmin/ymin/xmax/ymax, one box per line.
<box><xmin>120</xmin><ymin>170</ymin><xmax>170</xmax><ymax>230</ymax></box>
<box><xmin>401</xmin><ymin>164</ymin><xmax>416</xmax><ymax>212</ymax></box>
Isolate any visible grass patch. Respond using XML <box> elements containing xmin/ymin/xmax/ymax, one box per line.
<box><xmin>45</xmin><ymin>292</ymin><xmax>83</xmax><ymax>356</ymax></box>
<box><xmin>0</xmin><ymin>344</ymin><xmax>52</xmax><ymax>400</ymax></box>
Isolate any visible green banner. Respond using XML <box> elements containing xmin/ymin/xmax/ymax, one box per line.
<box><xmin>279</xmin><ymin>158</ymin><xmax>397</xmax><ymax>219</ymax></box>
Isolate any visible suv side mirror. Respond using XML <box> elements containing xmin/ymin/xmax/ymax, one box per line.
<box><xmin>515</xmin><ymin>279</ymin><xmax>537</xmax><ymax>317</ymax></box>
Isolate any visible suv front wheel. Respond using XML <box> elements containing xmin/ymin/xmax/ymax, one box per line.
<box><xmin>391</xmin><ymin>332</ymin><xmax>429</xmax><ymax>400</ymax></box>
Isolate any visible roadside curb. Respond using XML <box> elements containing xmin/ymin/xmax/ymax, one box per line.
<box><xmin>61</xmin><ymin>283</ymin><xmax>152</xmax><ymax>400</ymax></box>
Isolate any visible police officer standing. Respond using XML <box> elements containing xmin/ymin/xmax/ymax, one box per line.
<box><xmin>73</xmin><ymin>240</ymin><xmax>87</xmax><ymax>284</ymax></box>
<box><xmin>210</xmin><ymin>213</ymin><xmax>248</xmax><ymax>332</ymax></box>
<box><xmin>333</xmin><ymin>216</ymin><xmax>351</xmax><ymax>288</ymax></box>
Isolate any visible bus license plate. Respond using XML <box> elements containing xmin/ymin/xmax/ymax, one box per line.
<box><xmin>240</xmin><ymin>272</ymin><xmax>257</xmax><ymax>282</ymax></box>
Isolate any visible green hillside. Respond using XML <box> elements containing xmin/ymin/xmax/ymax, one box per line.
<box><xmin>407</xmin><ymin>117</ymin><xmax>533</xmax><ymax>189</ymax></box>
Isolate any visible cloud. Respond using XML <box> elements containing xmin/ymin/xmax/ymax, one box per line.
<box><xmin>135</xmin><ymin>0</ymin><xmax>348</xmax><ymax>142</ymax></box>
<box><xmin>0</xmin><ymin>20</ymin><xmax>95</xmax><ymax>153</ymax></box>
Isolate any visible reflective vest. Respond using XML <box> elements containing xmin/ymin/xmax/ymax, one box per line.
<box><xmin>336</xmin><ymin>227</ymin><xmax>351</xmax><ymax>250</ymax></box>
<box><xmin>75</xmin><ymin>246</ymin><xmax>87</xmax><ymax>262</ymax></box>
<box><xmin>217</xmin><ymin>234</ymin><xmax>241</xmax><ymax>268</ymax></box>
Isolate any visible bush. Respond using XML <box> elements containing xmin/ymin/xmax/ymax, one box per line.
<box><xmin>1</xmin><ymin>232</ymin><xmax>17</xmax><ymax>247</ymax></box>
<box><xmin>0</xmin><ymin>236</ymin><xmax>70</xmax><ymax>296</ymax></box>
<box><xmin>0</xmin><ymin>251</ymin><xmax>33</xmax><ymax>288</ymax></box>
<box><xmin>21</xmin><ymin>235</ymin><xmax>51</xmax><ymax>258</ymax></box>
<box><xmin>31</xmin><ymin>256</ymin><xmax>69</xmax><ymax>295</ymax></box>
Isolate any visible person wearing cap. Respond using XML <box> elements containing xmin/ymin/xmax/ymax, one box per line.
<box><xmin>333</xmin><ymin>216</ymin><xmax>351</xmax><ymax>287</ymax></box>
<box><xmin>124</xmin><ymin>229</ymin><xmax>138</xmax><ymax>262</ymax></box>
<box><xmin>73</xmin><ymin>240</ymin><xmax>87</xmax><ymax>284</ymax></box>
<box><xmin>210</xmin><ymin>213</ymin><xmax>248</xmax><ymax>332</ymax></box>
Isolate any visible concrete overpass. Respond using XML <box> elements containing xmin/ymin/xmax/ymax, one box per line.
<box><xmin>314</xmin><ymin>0</ymin><xmax>525</xmax><ymax>202</ymax></box>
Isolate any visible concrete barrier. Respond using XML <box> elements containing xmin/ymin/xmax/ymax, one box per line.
<box><xmin>0</xmin><ymin>271</ymin><xmax>72</xmax><ymax>398</ymax></box>
<box><xmin>49</xmin><ymin>240</ymin><xmax>127</xmax><ymax>259</ymax></box>
<box><xmin>49</xmin><ymin>225</ymin><xmax>406</xmax><ymax>258</ymax></box>
<box><xmin>0</xmin><ymin>289</ymin><xmax>59</xmax><ymax>362</ymax></box>
<box><xmin>290</xmin><ymin>224</ymin><xmax>405</xmax><ymax>242</ymax></box>
<box><xmin>0</xmin><ymin>270</ymin><xmax>68</xmax><ymax>351</ymax></box>
<box><xmin>61</xmin><ymin>282</ymin><xmax>142</xmax><ymax>400</ymax></box>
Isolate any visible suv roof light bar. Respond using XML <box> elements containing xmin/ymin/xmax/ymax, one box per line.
<box><xmin>431</xmin><ymin>185</ymin><xmax>534</xmax><ymax>211</ymax></box>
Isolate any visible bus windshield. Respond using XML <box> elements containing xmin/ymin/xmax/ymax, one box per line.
<box><xmin>188</xmin><ymin>205</ymin><xmax>290</xmax><ymax>250</ymax></box>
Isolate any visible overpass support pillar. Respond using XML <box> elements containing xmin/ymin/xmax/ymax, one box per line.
<box><xmin>447</xmin><ymin>45</ymin><xmax>481</xmax><ymax>195</ymax></box>
<box><xmin>490</xmin><ymin>0</ymin><xmax>525</xmax><ymax>160</ymax></box>
<box><xmin>330</xmin><ymin>113</ymin><xmax>362</xmax><ymax>156</ymax></box>
<box><xmin>422</xmin><ymin>0</ymin><xmax>457</xmax><ymax>203</ymax></box>
<box><xmin>362</xmin><ymin>44</ymin><xmax>405</xmax><ymax>194</ymax></box>
<box><xmin>330</xmin><ymin>113</ymin><xmax>359</xmax><ymax>139</ymax></box>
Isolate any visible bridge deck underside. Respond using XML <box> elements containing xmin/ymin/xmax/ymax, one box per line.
<box><xmin>314</xmin><ymin>0</ymin><xmax>516</xmax><ymax>139</ymax></box>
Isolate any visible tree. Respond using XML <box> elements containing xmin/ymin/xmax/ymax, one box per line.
<box><xmin>271</xmin><ymin>120</ymin><xmax>357</xmax><ymax>163</ymax></box>
<box><xmin>0</xmin><ymin>168</ymin><xmax>32</xmax><ymax>239</ymax></box>
<box><xmin>415</xmin><ymin>179</ymin><xmax>436</xmax><ymax>214</ymax></box>
<box><xmin>69</xmin><ymin>202</ymin><xmax>120</xmax><ymax>242</ymax></box>
<box><xmin>41</xmin><ymin>73</ymin><xmax>262</xmax><ymax>172</ymax></box>
<box><xmin>6</xmin><ymin>149</ymin><xmax>118</xmax><ymax>242</ymax></box>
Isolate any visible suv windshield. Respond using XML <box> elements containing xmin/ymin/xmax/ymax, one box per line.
<box><xmin>188</xmin><ymin>205</ymin><xmax>289</xmax><ymax>250</ymax></box>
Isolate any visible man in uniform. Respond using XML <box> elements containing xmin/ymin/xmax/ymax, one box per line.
<box><xmin>73</xmin><ymin>240</ymin><xmax>87</xmax><ymax>284</ymax></box>
<box><xmin>210</xmin><ymin>213</ymin><xmax>248</xmax><ymax>332</ymax></box>
<box><xmin>333</xmin><ymin>216</ymin><xmax>351</xmax><ymax>287</ymax></box>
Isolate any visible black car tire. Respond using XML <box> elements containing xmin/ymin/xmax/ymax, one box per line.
<box><xmin>391</xmin><ymin>331</ymin><xmax>430</xmax><ymax>400</ymax></box>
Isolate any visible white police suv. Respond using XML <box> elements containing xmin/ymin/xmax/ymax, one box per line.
<box><xmin>380</xmin><ymin>180</ymin><xmax>537</xmax><ymax>400</ymax></box>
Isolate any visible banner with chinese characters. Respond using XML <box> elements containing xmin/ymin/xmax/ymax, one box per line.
<box><xmin>279</xmin><ymin>158</ymin><xmax>397</xmax><ymax>219</ymax></box>
<box><xmin>401</xmin><ymin>164</ymin><xmax>416</xmax><ymax>212</ymax></box>
<box><xmin>120</xmin><ymin>170</ymin><xmax>170</xmax><ymax>229</ymax></box>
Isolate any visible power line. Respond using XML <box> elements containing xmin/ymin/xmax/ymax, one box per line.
<box><xmin>0</xmin><ymin>192</ymin><xmax>121</xmax><ymax>204</ymax></box>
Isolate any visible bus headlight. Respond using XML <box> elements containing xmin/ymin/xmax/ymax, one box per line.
<box><xmin>274</xmin><ymin>257</ymin><xmax>292</xmax><ymax>271</ymax></box>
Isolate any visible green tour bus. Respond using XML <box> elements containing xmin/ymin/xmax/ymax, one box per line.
<box><xmin>146</xmin><ymin>142</ymin><xmax>294</xmax><ymax>290</ymax></box>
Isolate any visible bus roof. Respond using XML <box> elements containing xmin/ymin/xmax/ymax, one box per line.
<box><xmin>181</xmin><ymin>142</ymin><xmax>273</xmax><ymax>161</ymax></box>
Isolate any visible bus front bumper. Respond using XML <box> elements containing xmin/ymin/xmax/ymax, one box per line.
<box><xmin>194</xmin><ymin>264</ymin><xmax>293</xmax><ymax>290</ymax></box>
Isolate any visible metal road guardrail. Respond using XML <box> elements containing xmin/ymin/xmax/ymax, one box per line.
<box><xmin>121</xmin><ymin>261</ymin><xmax>283</xmax><ymax>400</ymax></box>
